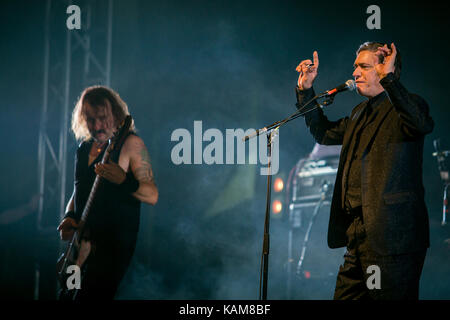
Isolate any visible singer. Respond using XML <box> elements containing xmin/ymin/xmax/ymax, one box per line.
<box><xmin>294</xmin><ymin>42</ymin><xmax>434</xmax><ymax>300</ymax></box>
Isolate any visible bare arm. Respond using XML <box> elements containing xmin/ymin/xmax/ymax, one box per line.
<box><xmin>94</xmin><ymin>135</ymin><xmax>159</xmax><ymax>205</ymax></box>
<box><xmin>57</xmin><ymin>190</ymin><xmax>78</xmax><ymax>241</ymax></box>
<box><xmin>128</xmin><ymin>136</ymin><xmax>159</xmax><ymax>205</ymax></box>
<box><xmin>65</xmin><ymin>191</ymin><xmax>75</xmax><ymax>213</ymax></box>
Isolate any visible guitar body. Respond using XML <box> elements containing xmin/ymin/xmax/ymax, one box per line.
<box><xmin>56</xmin><ymin>115</ymin><xmax>132</xmax><ymax>300</ymax></box>
<box><xmin>57</xmin><ymin>228</ymin><xmax>93</xmax><ymax>299</ymax></box>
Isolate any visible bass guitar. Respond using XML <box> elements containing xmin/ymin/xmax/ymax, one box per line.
<box><xmin>56</xmin><ymin>115</ymin><xmax>132</xmax><ymax>299</ymax></box>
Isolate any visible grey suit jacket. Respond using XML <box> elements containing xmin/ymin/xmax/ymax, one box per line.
<box><xmin>295</xmin><ymin>73</ymin><xmax>434</xmax><ymax>255</ymax></box>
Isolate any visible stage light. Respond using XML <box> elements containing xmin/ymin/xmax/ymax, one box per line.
<box><xmin>272</xmin><ymin>200</ymin><xmax>282</xmax><ymax>214</ymax></box>
<box><xmin>274</xmin><ymin>178</ymin><xmax>284</xmax><ymax>192</ymax></box>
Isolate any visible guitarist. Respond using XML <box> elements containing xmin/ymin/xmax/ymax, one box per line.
<box><xmin>57</xmin><ymin>86</ymin><xmax>158</xmax><ymax>300</ymax></box>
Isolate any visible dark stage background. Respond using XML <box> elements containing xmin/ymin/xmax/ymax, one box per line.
<box><xmin>1</xmin><ymin>0</ymin><xmax>449</xmax><ymax>300</ymax></box>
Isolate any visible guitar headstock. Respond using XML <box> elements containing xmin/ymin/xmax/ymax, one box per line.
<box><xmin>106</xmin><ymin>115</ymin><xmax>133</xmax><ymax>153</ymax></box>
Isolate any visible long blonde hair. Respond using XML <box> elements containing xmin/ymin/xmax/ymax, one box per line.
<box><xmin>71</xmin><ymin>86</ymin><xmax>135</xmax><ymax>141</ymax></box>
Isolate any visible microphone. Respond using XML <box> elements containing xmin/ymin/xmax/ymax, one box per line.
<box><xmin>325</xmin><ymin>80</ymin><xmax>356</xmax><ymax>96</ymax></box>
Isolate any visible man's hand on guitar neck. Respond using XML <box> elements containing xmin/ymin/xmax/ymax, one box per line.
<box><xmin>57</xmin><ymin>218</ymin><xmax>78</xmax><ymax>241</ymax></box>
<box><xmin>94</xmin><ymin>160</ymin><xmax>127</xmax><ymax>185</ymax></box>
<box><xmin>95</xmin><ymin>135</ymin><xmax>158</xmax><ymax>205</ymax></box>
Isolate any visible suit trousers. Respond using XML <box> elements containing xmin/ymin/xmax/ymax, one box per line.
<box><xmin>333</xmin><ymin>207</ymin><xmax>427</xmax><ymax>300</ymax></box>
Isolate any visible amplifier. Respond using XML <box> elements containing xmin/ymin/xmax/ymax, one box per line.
<box><xmin>292</xmin><ymin>156</ymin><xmax>339</xmax><ymax>203</ymax></box>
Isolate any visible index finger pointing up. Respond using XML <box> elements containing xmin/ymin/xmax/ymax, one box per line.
<box><xmin>313</xmin><ymin>51</ymin><xmax>319</xmax><ymax>68</ymax></box>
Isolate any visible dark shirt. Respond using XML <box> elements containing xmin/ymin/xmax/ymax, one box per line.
<box><xmin>342</xmin><ymin>91</ymin><xmax>387</xmax><ymax>210</ymax></box>
<box><xmin>73</xmin><ymin>134</ymin><xmax>141</xmax><ymax>283</ymax></box>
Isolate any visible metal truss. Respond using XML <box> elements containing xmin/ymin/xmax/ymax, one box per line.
<box><xmin>35</xmin><ymin>0</ymin><xmax>113</xmax><ymax>299</ymax></box>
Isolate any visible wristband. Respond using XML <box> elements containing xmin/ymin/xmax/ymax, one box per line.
<box><xmin>119</xmin><ymin>171</ymin><xmax>139</xmax><ymax>194</ymax></box>
<box><xmin>63</xmin><ymin>210</ymin><xmax>78</xmax><ymax>221</ymax></box>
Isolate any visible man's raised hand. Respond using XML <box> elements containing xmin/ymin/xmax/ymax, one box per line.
<box><xmin>296</xmin><ymin>51</ymin><xmax>319</xmax><ymax>90</ymax></box>
<box><xmin>375</xmin><ymin>43</ymin><xmax>397</xmax><ymax>80</ymax></box>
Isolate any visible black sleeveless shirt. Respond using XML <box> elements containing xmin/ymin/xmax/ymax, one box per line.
<box><xmin>72</xmin><ymin>134</ymin><xmax>141</xmax><ymax>271</ymax></box>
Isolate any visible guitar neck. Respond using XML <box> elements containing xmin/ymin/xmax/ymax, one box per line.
<box><xmin>76</xmin><ymin>115</ymin><xmax>132</xmax><ymax>235</ymax></box>
<box><xmin>79</xmin><ymin>145</ymin><xmax>112</xmax><ymax>230</ymax></box>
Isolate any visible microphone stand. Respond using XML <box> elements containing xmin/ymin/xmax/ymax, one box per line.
<box><xmin>243</xmin><ymin>92</ymin><xmax>332</xmax><ymax>143</ymax></box>
<box><xmin>244</xmin><ymin>91</ymin><xmax>334</xmax><ymax>300</ymax></box>
<box><xmin>261</xmin><ymin>130</ymin><xmax>274</xmax><ymax>301</ymax></box>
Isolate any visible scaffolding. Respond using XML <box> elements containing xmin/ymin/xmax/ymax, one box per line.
<box><xmin>35</xmin><ymin>0</ymin><xmax>113</xmax><ymax>299</ymax></box>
